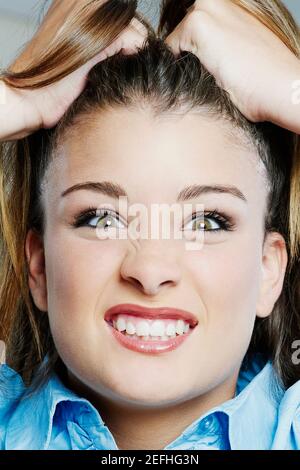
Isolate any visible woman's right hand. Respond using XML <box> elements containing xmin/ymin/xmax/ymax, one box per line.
<box><xmin>0</xmin><ymin>0</ymin><xmax>147</xmax><ymax>142</ymax></box>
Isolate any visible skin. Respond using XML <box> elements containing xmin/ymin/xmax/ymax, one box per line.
<box><xmin>25</xmin><ymin>106</ymin><xmax>287</xmax><ymax>450</ymax></box>
<box><xmin>165</xmin><ymin>0</ymin><xmax>300</xmax><ymax>133</ymax></box>
<box><xmin>1</xmin><ymin>0</ymin><xmax>300</xmax><ymax>141</ymax></box>
<box><xmin>0</xmin><ymin>0</ymin><xmax>148</xmax><ymax>140</ymax></box>
<box><xmin>0</xmin><ymin>0</ymin><xmax>295</xmax><ymax>450</ymax></box>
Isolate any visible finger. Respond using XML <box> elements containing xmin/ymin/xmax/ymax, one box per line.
<box><xmin>93</xmin><ymin>19</ymin><xmax>147</xmax><ymax>60</ymax></box>
<box><xmin>120</xmin><ymin>34</ymin><xmax>146</xmax><ymax>54</ymax></box>
<box><xmin>76</xmin><ymin>19</ymin><xmax>148</xmax><ymax>77</ymax></box>
<box><xmin>130</xmin><ymin>17</ymin><xmax>148</xmax><ymax>37</ymax></box>
<box><xmin>164</xmin><ymin>32</ymin><xmax>181</xmax><ymax>57</ymax></box>
<box><xmin>120</xmin><ymin>18</ymin><xmax>148</xmax><ymax>52</ymax></box>
<box><xmin>121</xmin><ymin>42</ymin><xmax>142</xmax><ymax>55</ymax></box>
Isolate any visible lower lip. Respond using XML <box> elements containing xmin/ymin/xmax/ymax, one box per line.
<box><xmin>106</xmin><ymin>321</ymin><xmax>194</xmax><ymax>354</ymax></box>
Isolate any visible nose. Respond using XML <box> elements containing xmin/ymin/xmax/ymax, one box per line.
<box><xmin>120</xmin><ymin>241</ymin><xmax>182</xmax><ymax>296</ymax></box>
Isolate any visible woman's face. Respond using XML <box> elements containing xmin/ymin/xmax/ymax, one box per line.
<box><xmin>27</xmin><ymin>106</ymin><xmax>287</xmax><ymax>409</ymax></box>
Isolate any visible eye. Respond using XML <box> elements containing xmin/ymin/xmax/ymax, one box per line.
<box><xmin>183</xmin><ymin>210</ymin><xmax>235</xmax><ymax>233</ymax></box>
<box><xmin>72</xmin><ymin>207</ymin><xmax>126</xmax><ymax>230</ymax></box>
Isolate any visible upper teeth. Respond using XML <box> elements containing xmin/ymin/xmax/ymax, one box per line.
<box><xmin>112</xmin><ymin>314</ymin><xmax>190</xmax><ymax>338</ymax></box>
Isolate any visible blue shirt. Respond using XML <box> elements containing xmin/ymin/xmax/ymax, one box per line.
<box><xmin>0</xmin><ymin>354</ymin><xmax>300</xmax><ymax>450</ymax></box>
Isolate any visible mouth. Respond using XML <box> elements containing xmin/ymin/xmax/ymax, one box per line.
<box><xmin>104</xmin><ymin>303</ymin><xmax>198</xmax><ymax>355</ymax></box>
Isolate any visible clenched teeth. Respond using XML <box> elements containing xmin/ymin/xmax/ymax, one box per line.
<box><xmin>111</xmin><ymin>314</ymin><xmax>191</xmax><ymax>339</ymax></box>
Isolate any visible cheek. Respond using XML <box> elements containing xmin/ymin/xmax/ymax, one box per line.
<box><xmin>44</xmin><ymin>230</ymin><xmax>124</xmax><ymax>331</ymax></box>
<box><xmin>186</xmin><ymin>234</ymin><xmax>262</xmax><ymax>360</ymax></box>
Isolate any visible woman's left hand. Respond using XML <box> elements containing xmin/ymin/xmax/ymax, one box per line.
<box><xmin>165</xmin><ymin>0</ymin><xmax>300</xmax><ymax>133</ymax></box>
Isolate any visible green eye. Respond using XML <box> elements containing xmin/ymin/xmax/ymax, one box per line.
<box><xmin>189</xmin><ymin>217</ymin><xmax>220</xmax><ymax>231</ymax></box>
<box><xmin>183</xmin><ymin>211</ymin><xmax>234</xmax><ymax>232</ymax></box>
<box><xmin>91</xmin><ymin>211</ymin><xmax>125</xmax><ymax>230</ymax></box>
<box><xmin>73</xmin><ymin>208</ymin><xmax>126</xmax><ymax>230</ymax></box>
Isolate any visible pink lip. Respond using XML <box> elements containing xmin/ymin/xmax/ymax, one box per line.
<box><xmin>104</xmin><ymin>303</ymin><xmax>199</xmax><ymax>327</ymax></box>
<box><xmin>104</xmin><ymin>303</ymin><xmax>198</xmax><ymax>355</ymax></box>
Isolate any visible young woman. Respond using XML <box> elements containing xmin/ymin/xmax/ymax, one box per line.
<box><xmin>0</xmin><ymin>0</ymin><xmax>299</xmax><ymax>450</ymax></box>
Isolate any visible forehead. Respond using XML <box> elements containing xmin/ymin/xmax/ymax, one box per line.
<box><xmin>42</xmin><ymin>107</ymin><xmax>269</xmax><ymax>205</ymax></box>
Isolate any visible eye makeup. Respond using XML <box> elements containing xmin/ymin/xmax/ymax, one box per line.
<box><xmin>70</xmin><ymin>206</ymin><xmax>237</xmax><ymax>234</ymax></box>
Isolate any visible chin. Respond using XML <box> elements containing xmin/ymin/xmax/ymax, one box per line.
<box><xmin>108</xmin><ymin>383</ymin><xmax>189</xmax><ymax>409</ymax></box>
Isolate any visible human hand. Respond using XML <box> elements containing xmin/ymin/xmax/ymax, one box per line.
<box><xmin>164</xmin><ymin>0</ymin><xmax>300</xmax><ymax>132</ymax></box>
<box><xmin>1</xmin><ymin>0</ymin><xmax>147</xmax><ymax>141</ymax></box>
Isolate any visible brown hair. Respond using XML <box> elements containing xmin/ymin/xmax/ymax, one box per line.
<box><xmin>0</xmin><ymin>0</ymin><xmax>299</xmax><ymax>398</ymax></box>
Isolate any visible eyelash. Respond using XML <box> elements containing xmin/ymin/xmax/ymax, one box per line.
<box><xmin>71</xmin><ymin>207</ymin><xmax>236</xmax><ymax>233</ymax></box>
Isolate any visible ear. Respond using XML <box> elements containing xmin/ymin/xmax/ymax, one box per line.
<box><xmin>256</xmin><ymin>231</ymin><xmax>288</xmax><ymax>319</ymax></box>
<box><xmin>25</xmin><ymin>228</ymin><xmax>48</xmax><ymax>312</ymax></box>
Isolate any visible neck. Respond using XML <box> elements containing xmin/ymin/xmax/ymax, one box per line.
<box><xmin>66</xmin><ymin>371</ymin><xmax>239</xmax><ymax>450</ymax></box>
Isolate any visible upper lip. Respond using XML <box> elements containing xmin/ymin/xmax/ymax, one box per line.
<box><xmin>104</xmin><ymin>303</ymin><xmax>199</xmax><ymax>328</ymax></box>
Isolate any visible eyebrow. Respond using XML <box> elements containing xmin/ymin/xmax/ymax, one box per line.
<box><xmin>61</xmin><ymin>181</ymin><xmax>247</xmax><ymax>203</ymax></box>
<box><xmin>177</xmin><ymin>184</ymin><xmax>247</xmax><ymax>203</ymax></box>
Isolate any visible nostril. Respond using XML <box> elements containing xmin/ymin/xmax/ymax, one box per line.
<box><xmin>127</xmin><ymin>277</ymin><xmax>143</xmax><ymax>289</ymax></box>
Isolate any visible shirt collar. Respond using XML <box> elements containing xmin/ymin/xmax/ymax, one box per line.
<box><xmin>224</xmin><ymin>357</ymin><xmax>284</xmax><ymax>449</ymax></box>
<box><xmin>164</xmin><ymin>354</ymin><xmax>284</xmax><ymax>450</ymax></box>
<box><xmin>5</xmin><ymin>357</ymin><xmax>108</xmax><ymax>450</ymax></box>
<box><xmin>5</xmin><ymin>353</ymin><xmax>284</xmax><ymax>450</ymax></box>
